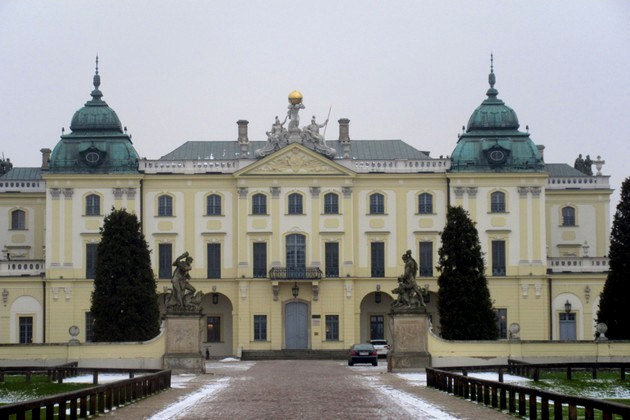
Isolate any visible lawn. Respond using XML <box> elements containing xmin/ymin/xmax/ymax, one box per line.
<box><xmin>0</xmin><ymin>374</ymin><xmax>92</xmax><ymax>406</ymax></box>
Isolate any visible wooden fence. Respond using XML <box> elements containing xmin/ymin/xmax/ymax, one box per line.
<box><xmin>426</xmin><ymin>362</ymin><xmax>630</xmax><ymax>419</ymax></box>
<box><xmin>0</xmin><ymin>365</ymin><xmax>171</xmax><ymax>420</ymax></box>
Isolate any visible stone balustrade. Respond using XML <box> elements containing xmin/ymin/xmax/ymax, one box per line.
<box><xmin>0</xmin><ymin>181</ymin><xmax>45</xmax><ymax>193</ymax></box>
<box><xmin>547</xmin><ymin>256</ymin><xmax>609</xmax><ymax>273</ymax></box>
<box><xmin>0</xmin><ymin>260</ymin><xmax>45</xmax><ymax>277</ymax></box>
<box><xmin>344</xmin><ymin>158</ymin><xmax>451</xmax><ymax>173</ymax></box>
<box><xmin>546</xmin><ymin>175</ymin><xmax>609</xmax><ymax>190</ymax></box>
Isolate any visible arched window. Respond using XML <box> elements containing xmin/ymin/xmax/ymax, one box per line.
<box><xmin>206</xmin><ymin>194</ymin><xmax>222</xmax><ymax>215</ymax></box>
<box><xmin>369</xmin><ymin>193</ymin><xmax>384</xmax><ymax>214</ymax></box>
<box><xmin>418</xmin><ymin>193</ymin><xmax>433</xmax><ymax>214</ymax></box>
<box><xmin>562</xmin><ymin>206</ymin><xmax>575</xmax><ymax>226</ymax></box>
<box><xmin>157</xmin><ymin>195</ymin><xmax>173</xmax><ymax>216</ymax></box>
<box><xmin>288</xmin><ymin>193</ymin><xmax>303</xmax><ymax>215</ymax></box>
<box><xmin>490</xmin><ymin>191</ymin><xmax>506</xmax><ymax>213</ymax></box>
<box><xmin>286</xmin><ymin>234</ymin><xmax>306</xmax><ymax>277</ymax></box>
<box><xmin>86</xmin><ymin>194</ymin><xmax>101</xmax><ymax>216</ymax></box>
<box><xmin>252</xmin><ymin>193</ymin><xmax>267</xmax><ymax>215</ymax></box>
<box><xmin>323</xmin><ymin>193</ymin><xmax>339</xmax><ymax>214</ymax></box>
<box><xmin>11</xmin><ymin>209</ymin><xmax>25</xmax><ymax>230</ymax></box>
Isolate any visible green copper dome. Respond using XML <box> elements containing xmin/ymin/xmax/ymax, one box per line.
<box><xmin>450</xmin><ymin>57</ymin><xmax>543</xmax><ymax>173</ymax></box>
<box><xmin>49</xmin><ymin>58</ymin><xmax>139</xmax><ymax>174</ymax></box>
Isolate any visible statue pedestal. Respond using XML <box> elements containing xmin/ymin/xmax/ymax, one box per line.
<box><xmin>387</xmin><ymin>310</ymin><xmax>431</xmax><ymax>371</ymax></box>
<box><xmin>163</xmin><ymin>312</ymin><xmax>205</xmax><ymax>373</ymax></box>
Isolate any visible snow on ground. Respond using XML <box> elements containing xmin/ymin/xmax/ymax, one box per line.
<box><xmin>63</xmin><ymin>373</ymin><xmax>145</xmax><ymax>384</ymax></box>
<box><xmin>468</xmin><ymin>372</ymin><xmax>531</xmax><ymax>383</ymax></box>
<box><xmin>219</xmin><ymin>357</ymin><xmax>240</xmax><ymax>362</ymax></box>
<box><xmin>362</xmin><ymin>375</ymin><xmax>458</xmax><ymax>419</ymax></box>
<box><xmin>397</xmin><ymin>372</ymin><xmax>427</xmax><ymax>385</ymax></box>
<box><xmin>205</xmin><ymin>360</ymin><xmax>255</xmax><ymax>372</ymax></box>
<box><xmin>170</xmin><ymin>373</ymin><xmax>197</xmax><ymax>389</ymax></box>
<box><xmin>147</xmin><ymin>377</ymin><xmax>230</xmax><ymax>420</ymax></box>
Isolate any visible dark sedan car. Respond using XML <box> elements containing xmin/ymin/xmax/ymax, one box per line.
<box><xmin>348</xmin><ymin>343</ymin><xmax>378</xmax><ymax>366</ymax></box>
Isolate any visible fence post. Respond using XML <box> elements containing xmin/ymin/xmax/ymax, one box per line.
<box><xmin>534</xmin><ymin>367</ymin><xmax>540</xmax><ymax>382</ymax></box>
<box><xmin>567</xmin><ymin>366</ymin><xmax>572</xmax><ymax>380</ymax></box>
<box><xmin>0</xmin><ymin>371</ymin><xmax>4</xmax><ymax>382</ymax></box>
<box><xmin>592</xmin><ymin>366</ymin><xmax>597</xmax><ymax>379</ymax></box>
<box><xmin>25</xmin><ymin>371</ymin><xmax>31</xmax><ymax>383</ymax></box>
<box><xmin>621</xmin><ymin>367</ymin><xmax>626</xmax><ymax>380</ymax></box>
<box><xmin>498</xmin><ymin>368</ymin><xmax>504</xmax><ymax>383</ymax></box>
<box><xmin>93</xmin><ymin>371</ymin><xmax>99</xmax><ymax>385</ymax></box>
<box><xmin>500</xmin><ymin>387</ymin><xmax>507</xmax><ymax>410</ymax></box>
<box><xmin>554</xmin><ymin>398</ymin><xmax>563</xmax><ymax>419</ymax></box>
<box><xmin>529</xmin><ymin>394</ymin><xmax>537</xmax><ymax>420</ymax></box>
<box><xmin>509</xmin><ymin>389</ymin><xmax>516</xmax><ymax>413</ymax></box>
<box><xmin>540</xmin><ymin>396</ymin><xmax>548</xmax><ymax>420</ymax></box>
<box><xmin>519</xmin><ymin>392</ymin><xmax>526</xmax><ymax>416</ymax></box>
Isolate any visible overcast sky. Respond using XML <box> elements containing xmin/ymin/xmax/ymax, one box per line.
<box><xmin>1</xmin><ymin>1</ymin><xmax>629</xmax><ymax>211</ymax></box>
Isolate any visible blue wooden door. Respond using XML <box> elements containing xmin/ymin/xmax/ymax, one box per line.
<box><xmin>559</xmin><ymin>313</ymin><xmax>576</xmax><ymax>340</ymax></box>
<box><xmin>285</xmin><ymin>301</ymin><xmax>308</xmax><ymax>349</ymax></box>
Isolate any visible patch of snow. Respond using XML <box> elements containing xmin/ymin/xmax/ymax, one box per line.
<box><xmin>468</xmin><ymin>372</ymin><xmax>531</xmax><ymax>383</ymax></box>
<box><xmin>148</xmin><ymin>377</ymin><xmax>230</xmax><ymax>420</ymax></box>
<box><xmin>63</xmin><ymin>373</ymin><xmax>144</xmax><ymax>384</ymax></box>
<box><xmin>206</xmin><ymin>361</ymin><xmax>255</xmax><ymax>371</ymax></box>
<box><xmin>363</xmin><ymin>376</ymin><xmax>457</xmax><ymax>419</ymax></box>
<box><xmin>397</xmin><ymin>372</ymin><xmax>427</xmax><ymax>385</ymax></box>
<box><xmin>219</xmin><ymin>357</ymin><xmax>240</xmax><ymax>362</ymax></box>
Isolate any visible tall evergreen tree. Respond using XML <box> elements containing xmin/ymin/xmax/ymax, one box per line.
<box><xmin>90</xmin><ymin>208</ymin><xmax>160</xmax><ymax>341</ymax></box>
<box><xmin>597</xmin><ymin>177</ymin><xmax>630</xmax><ymax>339</ymax></box>
<box><xmin>437</xmin><ymin>206</ymin><xmax>498</xmax><ymax>340</ymax></box>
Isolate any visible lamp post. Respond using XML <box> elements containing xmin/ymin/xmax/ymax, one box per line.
<box><xmin>292</xmin><ymin>282</ymin><xmax>299</xmax><ymax>299</ymax></box>
<box><xmin>564</xmin><ymin>300</ymin><xmax>572</xmax><ymax>314</ymax></box>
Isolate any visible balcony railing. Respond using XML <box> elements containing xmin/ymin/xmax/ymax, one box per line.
<box><xmin>269</xmin><ymin>267</ymin><xmax>322</xmax><ymax>280</ymax></box>
<box><xmin>0</xmin><ymin>260</ymin><xmax>45</xmax><ymax>277</ymax></box>
<box><xmin>547</xmin><ymin>257</ymin><xmax>609</xmax><ymax>273</ymax></box>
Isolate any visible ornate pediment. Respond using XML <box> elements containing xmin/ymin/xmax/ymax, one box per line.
<box><xmin>237</xmin><ymin>144</ymin><xmax>353</xmax><ymax>176</ymax></box>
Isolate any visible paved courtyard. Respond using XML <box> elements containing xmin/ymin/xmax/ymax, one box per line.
<box><xmin>108</xmin><ymin>360</ymin><xmax>511</xmax><ymax>419</ymax></box>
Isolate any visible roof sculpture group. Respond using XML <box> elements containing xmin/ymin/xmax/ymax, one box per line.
<box><xmin>254</xmin><ymin>91</ymin><xmax>337</xmax><ymax>159</ymax></box>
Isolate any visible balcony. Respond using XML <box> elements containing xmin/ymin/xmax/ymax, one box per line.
<box><xmin>269</xmin><ymin>267</ymin><xmax>322</xmax><ymax>281</ymax></box>
<box><xmin>547</xmin><ymin>257</ymin><xmax>609</xmax><ymax>273</ymax></box>
<box><xmin>0</xmin><ymin>260</ymin><xmax>45</xmax><ymax>277</ymax></box>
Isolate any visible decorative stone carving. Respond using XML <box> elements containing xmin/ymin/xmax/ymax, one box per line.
<box><xmin>584</xmin><ymin>285</ymin><xmax>591</xmax><ymax>303</ymax></box>
<box><xmin>254</xmin><ymin>150</ymin><xmax>339</xmax><ymax>174</ymax></box>
<box><xmin>125</xmin><ymin>188</ymin><xmax>136</xmax><ymax>198</ymax></box>
<box><xmin>312</xmin><ymin>283</ymin><xmax>319</xmax><ymax>301</ymax></box>
<box><xmin>52</xmin><ymin>287</ymin><xmax>60</xmax><ymax>300</ymax></box>
<box><xmin>594</xmin><ymin>155</ymin><xmax>605</xmax><ymax>176</ymax></box>
<box><xmin>112</xmin><ymin>188</ymin><xmax>124</xmax><ymax>199</ymax></box>
<box><xmin>345</xmin><ymin>283</ymin><xmax>353</xmax><ymax>299</ymax></box>
<box><xmin>521</xmin><ymin>284</ymin><xmax>529</xmax><ymax>298</ymax></box>
<box><xmin>272</xmin><ymin>284</ymin><xmax>279</xmax><ymax>301</ymax></box>
<box><xmin>50</xmin><ymin>188</ymin><xmax>61</xmax><ymax>199</ymax></box>
<box><xmin>301</xmin><ymin>116</ymin><xmax>336</xmax><ymax>158</ymax></box>
<box><xmin>62</xmin><ymin>188</ymin><xmax>74</xmax><ymax>198</ymax></box>
<box><xmin>517</xmin><ymin>187</ymin><xmax>529</xmax><ymax>197</ymax></box>
<box><xmin>63</xmin><ymin>286</ymin><xmax>71</xmax><ymax>300</ymax></box>
<box><xmin>529</xmin><ymin>186</ymin><xmax>541</xmax><ymax>197</ymax></box>
<box><xmin>453</xmin><ymin>187</ymin><xmax>465</xmax><ymax>198</ymax></box>
<box><xmin>466</xmin><ymin>187</ymin><xmax>478</xmax><ymax>197</ymax></box>
<box><xmin>237</xmin><ymin>187</ymin><xmax>248</xmax><ymax>199</ymax></box>
<box><xmin>342</xmin><ymin>186</ymin><xmax>353</xmax><ymax>198</ymax></box>
<box><xmin>270</xmin><ymin>186</ymin><xmax>281</xmax><ymax>198</ymax></box>
<box><xmin>596</xmin><ymin>323</ymin><xmax>608</xmax><ymax>341</ymax></box>
<box><xmin>534</xmin><ymin>283</ymin><xmax>542</xmax><ymax>298</ymax></box>
<box><xmin>391</xmin><ymin>250</ymin><xmax>426</xmax><ymax>312</ymax></box>
<box><xmin>309</xmin><ymin>186</ymin><xmax>320</xmax><ymax>198</ymax></box>
<box><xmin>240</xmin><ymin>285</ymin><xmax>248</xmax><ymax>300</ymax></box>
<box><xmin>255</xmin><ymin>116</ymin><xmax>289</xmax><ymax>158</ymax></box>
<box><xmin>509</xmin><ymin>323</ymin><xmax>521</xmax><ymax>340</ymax></box>
<box><xmin>165</xmin><ymin>251</ymin><xmax>203</xmax><ymax>313</ymax></box>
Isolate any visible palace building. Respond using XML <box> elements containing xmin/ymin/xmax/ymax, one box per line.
<box><xmin>0</xmin><ymin>61</ymin><xmax>612</xmax><ymax>356</ymax></box>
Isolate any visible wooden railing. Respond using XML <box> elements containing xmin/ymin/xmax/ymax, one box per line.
<box><xmin>0</xmin><ymin>365</ymin><xmax>171</xmax><ymax>419</ymax></box>
<box><xmin>426</xmin><ymin>362</ymin><xmax>630</xmax><ymax>419</ymax></box>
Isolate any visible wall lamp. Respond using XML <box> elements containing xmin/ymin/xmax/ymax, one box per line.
<box><xmin>564</xmin><ymin>300</ymin><xmax>572</xmax><ymax>314</ymax></box>
<box><xmin>292</xmin><ymin>282</ymin><xmax>299</xmax><ymax>298</ymax></box>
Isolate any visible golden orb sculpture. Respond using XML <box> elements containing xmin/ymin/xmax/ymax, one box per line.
<box><xmin>288</xmin><ymin>90</ymin><xmax>303</xmax><ymax>105</ymax></box>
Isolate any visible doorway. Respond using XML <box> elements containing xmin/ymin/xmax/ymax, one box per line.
<box><xmin>285</xmin><ymin>301</ymin><xmax>308</xmax><ymax>349</ymax></box>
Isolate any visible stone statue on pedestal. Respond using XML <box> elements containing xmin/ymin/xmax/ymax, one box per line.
<box><xmin>165</xmin><ymin>251</ymin><xmax>203</xmax><ymax>312</ymax></box>
<box><xmin>391</xmin><ymin>250</ymin><xmax>426</xmax><ymax>312</ymax></box>
<box><xmin>302</xmin><ymin>116</ymin><xmax>337</xmax><ymax>158</ymax></box>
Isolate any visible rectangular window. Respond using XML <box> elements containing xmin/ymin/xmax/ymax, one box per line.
<box><xmin>325</xmin><ymin>242</ymin><xmax>339</xmax><ymax>277</ymax></box>
<box><xmin>371</xmin><ymin>242</ymin><xmax>385</xmax><ymax>277</ymax></box>
<box><xmin>158</xmin><ymin>243</ymin><xmax>172</xmax><ymax>279</ymax></box>
<box><xmin>85</xmin><ymin>312</ymin><xmax>94</xmax><ymax>342</ymax></box>
<box><xmin>207</xmin><ymin>243</ymin><xmax>221</xmax><ymax>278</ymax></box>
<box><xmin>495</xmin><ymin>308</ymin><xmax>507</xmax><ymax>339</ymax></box>
<box><xmin>207</xmin><ymin>316</ymin><xmax>221</xmax><ymax>342</ymax></box>
<box><xmin>419</xmin><ymin>242</ymin><xmax>433</xmax><ymax>277</ymax></box>
<box><xmin>325</xmin><ymin>315</ymin><xmax>339</xmax><ymax>340</ymax></box>
<box><xmin>86</xmin><ymin>243</ymin><xmax>98</xmax><ymax>279</ymax></box>
<box><xmin>253</xmin><ymin>315</ymin><xmax>267</xmax><ymax>341</ymax></box>
<box><xmin>370</xmin><ymin>315</ymin><xmax>384</xmax><ymax>340</ymax></box>
<box><xmin>19</xmin><ymin>316</ymin><xmax>33</xmax><ymax>344</ymax></box>
<box><xmin>492</xmin><ymin>240</ymin><xmax>506</xmax><ymax>276</ymax></box>
<box><xmin>253</xmin><ymin>242</ymin><xmax>267</xmax><ymax>278</ymax></box>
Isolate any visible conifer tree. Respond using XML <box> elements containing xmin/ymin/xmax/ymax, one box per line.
<box><xmin>437</xmin><ymin>206</ymin><xmax>498</xmax><ymax>340</ymax></box>
<box><xmin>90</xmin><ymin>208</ymin><xmax>160</xmax><ymax>341</ymax></box>
<box><xmin>597</xmin><ymin>177</ymin><xmax>630</xmax><ymax>339</ymax></box>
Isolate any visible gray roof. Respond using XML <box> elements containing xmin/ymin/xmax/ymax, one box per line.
<box><xmin>0</xmin><ymin>167</ymin><xmax>42</xmax><ymax>180</ymax></box>
<box><xmin>159</xmin><ymin>140</ymin><xmax>430</xmax><ymax>161</ymax></box>
<box><xmin>545</xmin><ymin>163</ymin><xmax>587</xmax><ymax>177</ymax></box>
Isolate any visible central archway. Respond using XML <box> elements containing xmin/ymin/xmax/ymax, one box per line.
<box><xmin>200</xmin><ymin>293</ymin><xmax>234</xmax><ymax>357</ymax></box>
<box><xmin>359</xmin><ymin>292</ymin><xmax>394</xmax><ymax>343</ymax></box>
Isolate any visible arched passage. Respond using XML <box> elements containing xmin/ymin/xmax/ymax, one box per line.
<box><xmin>10</xmin><ymin>295</ymin><xmax>43</xmax><ymax>343</ymax></box>
<box><xmin>201</xmin><ymin>293</ymin><xmax>234</xmax><ymax>356</ymax></box>
<box><xmin>359</xmin><ymin>291</ymin><xmax>394</xmax><ymax>343</ymax></box>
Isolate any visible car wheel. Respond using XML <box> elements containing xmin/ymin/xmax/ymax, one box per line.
<box><xmin>372</xmin><ymin>361</ymin><xmax>378</xmax><ymax>366</ymax></box>
<box><xmin>348</xmin><ymin>361</ymin><xmax>354</xmax><ymax>366</ymax></box>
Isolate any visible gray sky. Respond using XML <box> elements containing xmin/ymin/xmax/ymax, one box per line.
<box><xmin>1</xmin><ymin>1</ymin><xmax>629</xmax><ymax>211</ymax></box>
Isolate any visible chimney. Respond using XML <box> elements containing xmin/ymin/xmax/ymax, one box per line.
<box><xmin>338</xmin><ymin>118</ymin><xmax>351</xmax><ymax>158</ymax></box>
<box><xmin>536</xmin><ymin>144</ymin><xmax>545</xmax><ymax>161</ymax></box>
<box><xmin>40</xmin><ymin>148</ymin><xmax>52</xmax><ymax>170</ymax></box>
<box><xmin>237</xmin><ymin>120</ymin><xmax>249</xmax><ymax>156</ymax></box>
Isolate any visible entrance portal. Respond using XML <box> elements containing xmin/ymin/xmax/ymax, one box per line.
<box><xmin>285</xmin><ymin>301</ymin><xmax>308</xmax><ymax>349</ymax></box>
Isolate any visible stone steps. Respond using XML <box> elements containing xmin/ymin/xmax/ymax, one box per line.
<box><xmin>241</xmin><ymin>349</ymin><xmax>348</xmax><ymax>360</ymax></box>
